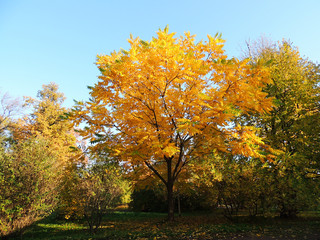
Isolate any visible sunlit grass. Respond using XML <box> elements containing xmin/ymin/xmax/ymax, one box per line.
<box><xmin>37</xmin><ymin>222</ymin><xmax>85</xmax><ymax>230</ymax></box>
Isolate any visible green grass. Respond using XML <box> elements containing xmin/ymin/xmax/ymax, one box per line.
<box><xmin>14</xmin><ymin>211</ymin><xmax>320</xmax><ymax>239</ymax></box>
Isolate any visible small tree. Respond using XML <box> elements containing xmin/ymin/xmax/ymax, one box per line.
<box><xmin>83</xmin><ymin>166</ymin><xmax>123</xmax><ymax>233</ymax></box>
<box><xmin>61</xmin><ymin>162</ymin><xmax>125</xmax><ymax>233</ymax></box>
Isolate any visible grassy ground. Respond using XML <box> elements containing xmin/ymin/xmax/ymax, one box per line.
<box><xmin>14</xmin><ymin>211</ymin><xmax>320</xmax><ymax>240</ymax></box>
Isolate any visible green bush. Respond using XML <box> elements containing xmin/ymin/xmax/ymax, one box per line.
<box><xmin>0</xmin><ymin>138</ymin><xmax>61</xmax><ymax>237</ymax></box>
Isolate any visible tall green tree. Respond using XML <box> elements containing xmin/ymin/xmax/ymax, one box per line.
<box><xmin>195</xmin><ymin>40</ymin><xmax>320</xmax><ymax>218</ymax></box>
<box><xmin>247</xmin><ymin>40</ymin><xmax>320</xmax><ymax>216</ymax></box>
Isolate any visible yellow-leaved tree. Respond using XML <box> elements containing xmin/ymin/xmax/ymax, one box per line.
<box><xmin>72</xmin><ymin>27</ymin><xmax>273</xmax><ymax>220</ymax></box>
<box><xmin>15</xmin><ymin>83</ymin><xmax>78</xmax><ymax>167</ymax></box>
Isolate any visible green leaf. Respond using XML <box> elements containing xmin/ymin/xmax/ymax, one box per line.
<box><xmin>120</xmin><ymin>48</ymin><xmax>129</xmax><ymax>55</ymax></box>
<box><xmin>140</xmin><ymin>40</ymin><xmax>149</xmax><ymax>47</ymax></box>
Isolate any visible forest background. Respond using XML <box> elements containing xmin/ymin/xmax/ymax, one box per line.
<box><xmin>0</xmin><ymin>1</ymin><xmax>320</xmax><ymax>239</ymax></box>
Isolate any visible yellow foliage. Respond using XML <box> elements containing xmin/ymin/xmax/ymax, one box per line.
<box><xmin>72</xmin><ymin>28</ymin><xmax>273</xmax><ymax>203</ymax></box>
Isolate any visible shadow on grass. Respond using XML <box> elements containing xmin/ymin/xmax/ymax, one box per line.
<box><xmin>13</xmin><ymin>210</ymin><xmax>320</xmax><ymax>240</ymax></box>
<box><xmin>16</xmin><ymin>211</ymin><xmax>168</xmax><ymax>240</ymax></box>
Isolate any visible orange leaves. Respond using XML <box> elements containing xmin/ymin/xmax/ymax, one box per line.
<box><xmin>177</xmin><ymin>118</ymin><xmax>202</xmax><ymax>136</ymax></box>
<box><xmin>162</xmin><ymin>143</ymin><xmax>179</xmax><ymax>158</ymax></box>
<box><xmin>230</xmin><ymin>125</ymin><xmax>265</xmax><ymax>159</ymax></box>
<box><xmin>73</xmin><ymin>27</ymin><xmax>274</xmax><ymax>186</ymax></box>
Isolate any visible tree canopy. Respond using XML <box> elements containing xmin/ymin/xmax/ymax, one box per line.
<box><xmin>72</xmin><ymin>28</ymin><xmax>274</xmax><ymax>220</ymax></box>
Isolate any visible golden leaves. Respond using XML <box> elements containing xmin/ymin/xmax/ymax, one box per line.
<box><xmin>74</xmin><ymin>27</ymin><xmax>274</xmax><ymax>177</ymax></box>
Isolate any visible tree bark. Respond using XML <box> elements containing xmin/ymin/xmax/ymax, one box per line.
<box><xmin>177</xmin><ymin>191</ymin><xmax>181</xmax><ymax>217</ymax></box>
<box><xmin>165</xmin><ymin>155</ymin><xmax>176</xmax><ymax>221</ymax></box>
<box><xmin>167</xmin><ymin>181</ymin><xmax>175</xmax><ymax>221</ymax></box>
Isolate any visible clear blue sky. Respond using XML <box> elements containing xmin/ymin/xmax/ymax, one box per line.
<box><xmin>1</xmin><ymin>0</ymin><xmax>319</xmax><ymax>108</ymax></box>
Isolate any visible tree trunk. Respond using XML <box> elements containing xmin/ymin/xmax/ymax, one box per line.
<box><xmin>177</xmin><ymin>191</ymin><xmax>181</xmax><ymax>217</ymax></box>
<box><xmin>167</xmin><ymin>181</ymin><xmax>175</xmax><ymax>221</ymax></box>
